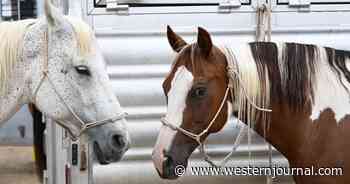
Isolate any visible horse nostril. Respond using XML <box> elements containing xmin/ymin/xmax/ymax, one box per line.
<box><xmin>111</xmin><ymin>134</ymin><xmax>127</xmax><ymax>150</ymax></box>
<box><xmin>164</xmin><ymin>155</ymin><xmax>174</xmax><ymax>168</ymax></box>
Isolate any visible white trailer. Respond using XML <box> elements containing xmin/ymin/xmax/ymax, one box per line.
<box><xmin>2</xmin><ymin>0</ymin><xmax>350</xmax><ymax>184</ymax></box>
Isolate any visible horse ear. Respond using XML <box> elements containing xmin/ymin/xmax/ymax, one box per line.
<box><xmin>167</xmin><ymin>25</ymin><xmax>187</xmax><ymax>52</ymax></box>
<box><xmin>44</xmin><ymin>0</ymin><xmax>65</xmax><ymax>29</ymax></box>
<box><xmin>197</xmin><ymin>27</ymin><xmax>212</xmax><ymax>57</ymax></box>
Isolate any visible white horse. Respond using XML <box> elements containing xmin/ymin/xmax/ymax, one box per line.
<box><xmin>0</xmin><ymin>0</ymin><xmax>130</xmax><ymax>164</ymax></box>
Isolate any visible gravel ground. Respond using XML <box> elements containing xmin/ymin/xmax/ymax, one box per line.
<box><xmin>0</xmin><ymin>146</ymin><xmax>40</xmax><ymax>184</ymax></box>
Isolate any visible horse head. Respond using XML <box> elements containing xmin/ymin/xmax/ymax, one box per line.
<box><xmin>152</xmin><ymin>26</ymin><xmax>232</xmax><ymax>179</ymax></box>
<box><xmin>27</xmin><ymin>0</ymin><xmax>130</xmax><ymax>164</ymax></box>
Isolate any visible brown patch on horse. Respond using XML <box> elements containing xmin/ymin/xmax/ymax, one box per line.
<box><xmin>288</xmin><ymin>108</ymin><xmax>349</xmax><ymax>183</ymax></box>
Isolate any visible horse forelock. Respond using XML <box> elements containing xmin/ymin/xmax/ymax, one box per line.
<box><xmin>65</xmin><ymin>17</ymin><xmax>95</xmax><ymax>58</ymax></box>
<box><xmin>169</xmin><ymin>43</ymin><xmax>227</xmax><ymax>78</ymax></box>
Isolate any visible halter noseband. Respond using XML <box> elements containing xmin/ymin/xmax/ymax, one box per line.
<box><xmin>32</xmin><ymin>29</ymin><xmax>127</xmax><ymax>141</ymax></box>
<box><xmin>160</xmin><ymin>45</ymin><xmax>272</xmax><ymax>167</ymax></box>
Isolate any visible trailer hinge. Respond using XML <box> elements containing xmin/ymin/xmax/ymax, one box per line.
<box><xmin>219</xmin><ymin>0</ymin><xmax>241</xmax><ymax>12</ymax></box>
<box><xmin>106</xmin><ymin>0</ymin><xmax>129</xmax><ymax>13</ymax></box>
<box><xmin>289</xmin><ymin>0</ymin><xmax>310</xmax><ymax>7</ymax></box>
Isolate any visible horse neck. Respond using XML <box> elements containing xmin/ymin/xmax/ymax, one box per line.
<box><xmin>0</xmin><ymin>21</ymin><xmax>40</xmax><ymax>125</ymax></box>
<box><xmin>0</xmin><ymin>56</ymin><xmax>32</xmax><ymax>125</ymax></box>
<box><xmin>252</xmin><ymin>100</ymin><xmax>313</xmax><ymax>163</ymax></box>
<box><xmin>227</xmin><ymin>42</ymin><xmax>309</xmax><ymax>161</ymax></box>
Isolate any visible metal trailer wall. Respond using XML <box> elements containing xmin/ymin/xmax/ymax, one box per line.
<box><xmin>89</xmin><ymin>1</ymin><xmax>290</xmax><ymax>183</ymax></box>
<box><xmin>2</xmin><ymin>0</ymin><xmax>350</xmax><ymax>184</ymax></box>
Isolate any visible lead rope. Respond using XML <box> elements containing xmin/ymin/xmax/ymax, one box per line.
<box><xmin>256</xmin><ymin>2</ymin><xmax>273</xmax><ymax>184</ymax></box>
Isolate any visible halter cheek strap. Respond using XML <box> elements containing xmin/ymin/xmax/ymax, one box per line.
<box><xmin>31</xmin><ymin>28</ymin><xmax>127</xmax><ymax>141</ymax></box>
<box><xmin>161</xmin><ymin>86</ymin><xmax>230</xmax><ymax>144</ymax></box>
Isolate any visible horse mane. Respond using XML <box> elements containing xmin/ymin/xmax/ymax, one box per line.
<box><xmin>223</xmin><ymin>42</ymin><xmax>350</xmax><ymax>125</ymax></box>
<box><xmin>221</xmin><ymin>44</ymin><xmax>270</xmax><ymax>131</ymax></box>
<box><xmin>0</xmin><ymin>17</ymin><xmax>94</xmax><ymax>96</ymax></box>
<box><xmin>0</xmin><ymin>19</ymin><xmax>36</xmax><ymax>95</ymax></box>
<box><xmin>250</xmin><ymin>42</ymin><xmax>319</xmax><ymax>109</ymax></box>
<box><xmin>65</xmin><ymin>16</ymin><xmax>94</xmax><ymax>57</ymax></box>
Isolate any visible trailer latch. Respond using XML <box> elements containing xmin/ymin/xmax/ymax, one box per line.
<box><xmin>289</xmin><ymin>0</ymin><xmax>311</xmax><ymax>7</ymax></box>
<box><xmin>219</xmin><ymin>0</ymin><xmax>242</xmax><ymax>9</ymax></box>
<box><xmin>106</xmin><ymin>0</ymin><xmax>129</xmax><ymax>13</ymax></box>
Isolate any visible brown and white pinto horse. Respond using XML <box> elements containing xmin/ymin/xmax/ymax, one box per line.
<box><xmin>152</xmin><ymin>26</ymin><xmax>350</xmax><ymax>183</ymax></box>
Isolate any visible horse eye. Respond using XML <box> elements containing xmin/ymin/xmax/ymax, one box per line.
<box><xmin>74</xmin><ymin>65</ymin><xmax>91</xmax><ymax>76</ymax></box>
<box><xmin>191</xmin><ymin>87</ymin><xmax>207</xmax><ymax>98</ymax></box>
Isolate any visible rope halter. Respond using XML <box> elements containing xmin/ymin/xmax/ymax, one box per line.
<box><xmin>161</xmin><ymin>46</ymin><xmax>271</xmax><ymax>168</ymax></box>
<box><xmin>32</xmin><ymin>28</ymin><xmax>127</xmax><ymax>141</ymax></box>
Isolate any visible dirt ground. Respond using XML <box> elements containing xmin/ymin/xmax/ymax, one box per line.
<box><xmin>0</xmin><ymin>146</ymin><xmax>40</xmax><ymax>184</ymax></box>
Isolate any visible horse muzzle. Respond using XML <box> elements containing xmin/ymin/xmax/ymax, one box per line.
<box><xmin>152</xmin><ymin>125</ymin><xmax>193</xmax><ymax>179</ymax></box>
<box><xmin>89</xmin><ymin>121</ymin><xmax>130</xmax><ymax>165</ymax></box>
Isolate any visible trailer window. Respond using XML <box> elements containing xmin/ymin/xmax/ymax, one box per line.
<box><xmin>94</xmin><ymin>0</ymin><xmax>251</xmax><ymax>7</ymax></box>
<box><xmin>277</xmin><ymin>0</ymin><xmax>350</xmax><ymax>5</ymax></box>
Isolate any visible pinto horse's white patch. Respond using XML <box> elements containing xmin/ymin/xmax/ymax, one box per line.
<box><xmin>311</xmin><ymin>47</ymin><xmax>350</xmax><ymax>122</ymax></box>
<box><xmin>165</xmin><ymin>65</ymin><xmax>194</xmax><ymax>127</ymax></box>
<box><xmin>152</xmin><ymin>66</ymin><xmax>193</xmax><ymax>171</ymax></box>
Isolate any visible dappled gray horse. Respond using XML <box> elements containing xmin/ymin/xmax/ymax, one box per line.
<box><xmin>0</xmin><ymin>0</ymin><xmax>130</xmax><ymax>164</ymax></box>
